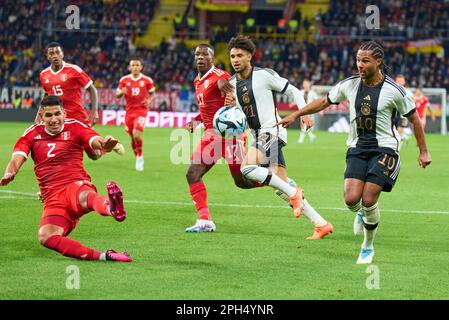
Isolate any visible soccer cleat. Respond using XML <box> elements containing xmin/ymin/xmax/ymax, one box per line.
<box><xmin>185</xmin><ymin>219</ymin><xmax>216</xmax><ymax>233</ymax></box>
<box><xmin>136</xmin><ymin>156</ymin><xmax>144</xmax><ymax>171</ymax></box>
<box><xmin>290</xmin><ymin>187</ymin><xmax>305</xmax><ymax>217</ymax></box>
<box><xmin>353</xmin><ymin>212</ymin><xmax>364</xmax><ymax>235</ymax></box>
<box><xmin>274</xmin><ymin>178</ymin><xmax>297</xmax><ymax>207</ymax></box>
<box><xmin>356</xmin><ymin>248</ymin><xmax>375</xmax><ymax>264</ymax></box>
<box><xmin>105</xmin><ymin>249</ymin><xmax>132</xmax><ymax>262</ymax></box>
<box><xmin>107</xmin><ymin>181</ymin><xmax>126</xmax><ymax>222</ymax></box>
<box><xmin>306</xmin><ymin>222</ymin><xmax>334</xmax><ymax>240</ymax></box>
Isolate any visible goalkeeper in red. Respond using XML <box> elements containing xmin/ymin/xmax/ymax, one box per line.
<box><xmin>1</xmin><ymin>95</ymin><xmax>131</xmax><ymax>262</ymax></box>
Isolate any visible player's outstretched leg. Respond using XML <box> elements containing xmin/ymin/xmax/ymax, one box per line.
<box><xmin>39</xmin><ymin>224</ymin><xmax>131</xmax><ymax>262</ymax></box>
<box><xmin>83</xmin><ymin>182</ymin><xmax>126</xmax><ymax>222</ymax></box>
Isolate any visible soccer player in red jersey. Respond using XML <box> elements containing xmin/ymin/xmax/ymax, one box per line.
<box><xmin>116</xmin><ymin>58</ymin><xmax>156</xmax><ymax>171</ymax></box>
<box><xmin>413</xmin><ymin>88</ymin><xmax>433</xmax><ymax>130</ymax></box>
<box><xmin>184</xmin><ymin>44</ymin><xmax>263</xmax><ymax>232</ymax></box>
<box><xmin>38</xmin><ymin>42</ymin><xmax>124</xmax><ymax>160</ymax></box>
<box><xmin>1</xmin><ymin>96</ymin><xmax>131</xmax><ymax>262</ymax></box>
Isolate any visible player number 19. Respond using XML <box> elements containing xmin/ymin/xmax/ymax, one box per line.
<box><xmin>131</xmin><ymin>88</ymin><xmax>140</xmax><ymax>96</ymax></box>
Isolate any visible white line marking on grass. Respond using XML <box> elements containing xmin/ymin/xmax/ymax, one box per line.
<box><xmin>1</xmin><ymin>190</ymin><xmax>448</xmax><ymax>215</ymax></box>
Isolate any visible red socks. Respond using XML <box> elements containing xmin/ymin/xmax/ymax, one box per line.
<box><xmin>189</xmin><ymin>181</ymin><xmax>211</xmax><ymax>220</ymax></box>
<box><xmin>86</xmin><ymin>192</ymin><xmax>110</xmax><ymax>216</ymax></box>
<box><xmin>43</xmin><ymin>235</ymin><xmax>101</xmax><ymax>260</ymax></box>
<box><xmin>131</xmin><ymin>139</ymin><xmax>143</xmax><ymax>157</ymax></box>
<box><xmin>135</xmin><ymin>140</ymin><xmax>143</xmax><ymax>157</ymax></box>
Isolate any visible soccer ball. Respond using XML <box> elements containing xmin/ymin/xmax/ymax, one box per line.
<box><xmin>213</xmin><ymin>106</ymin><xmax>247</xmax><ymax>138</ymax></box>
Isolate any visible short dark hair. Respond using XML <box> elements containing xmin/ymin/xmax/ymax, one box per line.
<box><xmin>227</xmin><ymin>35</ymin><xmax>256</xmax><ymax>55</ymax></box>
<box><xmin>129</xmin><ymin>57</ymin><xmax>142</xmax><ymax>63</ymax></box>
<box><xmin>46</xmin><ymin>42</ymin><xmax>62</xmax><ymax>51</ymax></box>
<box><xmin>41</xmin><ymin>95</ymin><xmax>63</xmax><ymax>108</ymax></box>
<box><xmin>196</xmin><ymin>43</ymin><xmax>214</xmax><ymax>56</ymax></box>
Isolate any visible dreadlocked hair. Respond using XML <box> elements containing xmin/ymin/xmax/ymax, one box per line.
<box><xmin>359</xmin><ymin>40</ymin><xmax>391</xmax><ymax>75</ymax></box>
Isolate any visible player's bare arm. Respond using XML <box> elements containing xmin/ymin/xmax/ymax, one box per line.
<box><xmin>143</xmin><ymin>90</ymin><xmax>156</xmax><ymax>107</ymax></box>
<box><xmin>407</xmin><ymin>112</ymin><xmax>432</xmax><ymax>168</ymax></box>
<box><xmin>217</xmin><ymin>78</ymin><xmax>235</xmax><ymax>95</ymax></box>
<box><xmin>0</xmin><ymin>154</ymin><xmax>26</xmax><ymax>186</ymax></box>
<box><xmin>115</xmin><ymin>87</ymin><xmax>128</xmax><ymax>99</ymax></box>
<box><xmin>87</xmin><ymin>84</ymin><xmax>98</xmax><ymax>126</ymax></box>
<box><xmin>275</xmin><ymin>96</ymin><xmax>330</xmax><ymax>128</ymax></box>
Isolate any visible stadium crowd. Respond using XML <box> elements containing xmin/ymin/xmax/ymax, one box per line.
<box><xmin>1</xmin><ymin>0</ymin><xmax>449</xmax><ymax>102</ymax></box>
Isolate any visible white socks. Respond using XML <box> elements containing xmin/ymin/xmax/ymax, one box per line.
<box><xmin>362</xmin><ymin>203</ymin><xmax>380</xmax><ymax>249</ymax></box>
<box><xmin>241</xmin><ymin>165</ymin><xmax>296</xmax><ymax>197</ymax></box>
<box><xmin>303</xmin><ymin>199</ymin><xmax>327</xmax><ymax>227</ymax></box>
<box><xmin>347</xmin><ymin>200</ymin><xmax>362</xmax><ymax>213</ymax></box>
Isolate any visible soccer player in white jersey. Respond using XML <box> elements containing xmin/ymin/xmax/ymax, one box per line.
<box><xmin>277</xmin><ymin>41</ymin><xmax>432</xmax><ymax>263</ymax></box>
<box><xmin>297</xmin><ymin>79</ymin><xmax>319</xmax><ymax>144</ymax></box>
<box><xmin>225</xmin><ymin>35</ymin><xmax>333</xmax><ymax>240</ymax></box>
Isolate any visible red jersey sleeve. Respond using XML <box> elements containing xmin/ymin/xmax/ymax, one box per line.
<box><xmin>118</xmin><ymin>78</ymin><xmax>126</xmax><ymax>90</ymax></box>
<box><xmin>12</xmin><ymin>132</ymin><xmax>33</xmax><ymax>159</ymax></box>
<box><xmin>73</xmin><ymin>67</ymin><xmax>93</xmax><ymax>89</ymax></box>
<box><xmin>147</xmin><ymin>77</ymin><xmax>155</xmax><ymax>92</ymax></box>
<box><xmin>73</xmin><ymin>122</ymin><xmax>101</xmax><ymax>151</ymax></box>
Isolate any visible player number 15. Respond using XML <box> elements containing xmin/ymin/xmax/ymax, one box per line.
<box><xmin>52</xmin><ymin>85</ymin><xmax>63</xmax><ymax>96</ymax></box>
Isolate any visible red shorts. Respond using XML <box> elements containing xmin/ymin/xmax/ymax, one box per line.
<box><xmin>125</xmin><ymin>114</ymin><xmax>147</xmax><ymax>134</ymax></box>
<box><xmin>190</xmin><ymin>130</ymin><xmax>246</xmax><ymax>174</ymax></box>
<box><xmin>39</xmin><ymin>180</ymin><xmax>97</xmax><ymax>236</ymax></box>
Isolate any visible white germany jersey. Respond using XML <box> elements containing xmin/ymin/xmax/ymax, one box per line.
<box><xmin>230</xmin><ymin>67</ymin><xmax>295</xmax><ymax>143</ymax></box>
<box><xmin>327</xmin><ymin>75</ymin><xmax>416</xmax><ymax>151</ymax></box>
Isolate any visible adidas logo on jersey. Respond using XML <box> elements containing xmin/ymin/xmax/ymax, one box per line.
<box><xmin>364</xmin><ymin>95</ymin><xmax>371</xmax><ymax>101</ymax></box>
<box><xmin>45</xmin><ymin>79</ymin><xmax>50</xmax><ymax>84</ymax></box>
<box><xmin>34</xmin><ymin>135</ymin><xmax>42</xmax><ymax>140</ymax></box>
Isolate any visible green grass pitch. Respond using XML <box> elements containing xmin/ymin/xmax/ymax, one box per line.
<box><xmin>0</xmin><ymin>122</ymin><xmax>448</xmax><ymax>299</ymax></box>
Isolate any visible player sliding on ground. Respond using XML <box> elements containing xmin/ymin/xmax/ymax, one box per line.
<box><xmin>226</xmin><ymin>35</ymin><xmax>333</xmax><ymax>240</ymax></box>
<box><xmin>276</xmin><ymin>41</ymin><xmax>431</xmax><ymax>263</ymax></box>
<box><xmin>1</xmin><ymin>95</ymin><xmax>131</xmax><ymax>262</ymax></box>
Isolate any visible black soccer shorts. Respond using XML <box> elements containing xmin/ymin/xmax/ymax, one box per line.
<box><xmin>251</xmin><ymin>132</ymin><xmax>286</xmax><ymax>167</ymax></box>
<box><xmin>344</xmin><ymin>147</ymin><xmax>401</xmax><ymax>192</ymax></box>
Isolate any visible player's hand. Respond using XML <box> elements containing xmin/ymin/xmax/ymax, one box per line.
<box><xmin>274</xmin><ymin>113</ymin><xmax>297</xmax><ymax>128</ymax></box>
<box><xmin>217</xmin><ymin>79</ymin><xmax>235</xmax><ymax>95</ymax></box>
<box><xmin>121</xmin><ymin>87</ymin><xmax>127</xmax><ymax>95</ymax></box>
<box><xmin>186</xmin><ymin>120</ymin><xmax>200</xmax><ymax>133</ymax></box>
<box><xmin>89</xmin><ymin>111</ymin><xmax>98</xmax><ymax>127</ymax></box>
<box><xmin>224</xmin><ymin>94</ymin><xmax>236</xmax><ymax>106</ymax></box>
<box><xmin>301</xmin><ymin>115</ymin><xmax>314</xmax><ymax>131</ymax></box>
<box><xmin>100</xmin><ymin>136</ymin><xmax>118</xmax><ymax>152</ymax></box>
<box><xmin>418</xmin><ymin>150</ymin><xmax>432</xmax><ymax>168</ymax></box>
<box><xmin>0</xmin><ymin>172</ymin><xmax>16</xmax><ymax>186</ymax></box>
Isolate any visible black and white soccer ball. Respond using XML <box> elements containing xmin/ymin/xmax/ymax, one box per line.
<box><xmin>213</xmin><ymin>106</ymin><xmax>247</xmax><ymax>138</ymax></box>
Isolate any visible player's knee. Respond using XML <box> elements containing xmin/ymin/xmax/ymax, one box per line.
<box><xmin>344</xmin><ymin>195</ymin><xmax>361</xmax><ymax>208</ymax></box>
<box><xmin>38</xmin><ymin>230</ymin><xmax>53</xmax><ymax>245</ymax></box>
<box><xmin>186</xmin><ymin>166</ymin><xmax>201</xmax><ymax>183</ymax></box>
<box><xmin>361</xmin><ymin>197</ymin><xmax>377</xmax><ymax>208</ymax></box>
<box><xmin>240</xmin><ymin>164</ymin><xmax>258</xmax><ymax>179</ymax></box>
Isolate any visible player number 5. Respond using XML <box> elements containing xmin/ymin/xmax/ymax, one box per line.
<box><xmin>47</xmin><ymin>143</ymin><xmax>56</xmax><ymax>157</ymax></box>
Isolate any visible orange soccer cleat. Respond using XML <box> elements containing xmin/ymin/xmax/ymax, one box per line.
<box><xmin>306</xmin><ymin>222</ymin><xmax>334</xmax><ymax>240</ymax></box>
<box><xmin>290</xmin><ymin>187</ymin><xmax>305</xmax><ymax>217</ymax></box>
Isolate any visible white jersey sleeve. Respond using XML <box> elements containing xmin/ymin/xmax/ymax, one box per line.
<box><xmin>327</xmin><ymin>81</ymin><xmax>347</xmax><ymax>104</ymax></box>
<box><xmin>396</xmin><ymin>89</ymin><xmax>416</xmax><ymax>117</ymax></box>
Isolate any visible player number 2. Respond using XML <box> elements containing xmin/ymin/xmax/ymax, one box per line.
<box><xmin>52</xmin><ymin>85</ymin><xmax>63</xmax><ymax>96</ymax></box>
<box><xmin>131</xmin><ymin>88</ymin><xmax>140</xmax><ymax>96</ymax></box>
<box><xmin>47</xmin><ymin>143</ymin><xmax>56</xmax><ymax>157</ymax></box>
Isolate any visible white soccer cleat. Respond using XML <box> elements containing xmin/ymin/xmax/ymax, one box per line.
<box><xmin>356</xmin><ymin>248</ymin><xmax>375</xmax><ymax>264</ymax></box>
<box><xmin>353</xmin><ymin>212</ymin><xmax>364</xmax><ymax>236</ymax></box>
<box><xmin>274</xmin><ymin>177</ymin><xmax>297</xmax><ymax>205</ymax></box>
<box><xmin>135</xmin><ymin>156</ymin><xmax>144</xmax><ymax>171</ymax></box>
<box><xmin>185</xmin><ymin>219</ymin><xmax>216</xmax><ymax>233</ymax></box>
